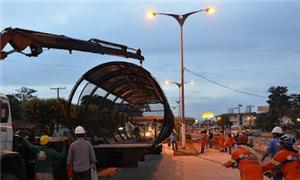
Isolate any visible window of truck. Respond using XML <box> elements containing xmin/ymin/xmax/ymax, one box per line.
<box><xmin>0</xmin><ymin>101</ymin><xmax>9</xmax><ymax>123</ymax></box>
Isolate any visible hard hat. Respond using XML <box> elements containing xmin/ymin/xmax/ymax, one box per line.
<box><xmin>40</xmin><ymin>135</ymin><xmax>50</xmax><ymax>145</ymax></box>
<box><xmin>237</xmin><ymin>133</ymin><xmax>248</xmax><ymax>144</ymax></box>
<box><xmin>272</xmin><ymin>126</ymin><xmax>283</xmax><ymax>134</ymax></box>
<box><xmin>279</xmin><ymin>134</ymin><xmax>295</xmax><ymax>147</ymax></box>
<box><xmin>75</xmin><ymin>126</ymin><xmax>86</xmax><ymax>134</ymax></box>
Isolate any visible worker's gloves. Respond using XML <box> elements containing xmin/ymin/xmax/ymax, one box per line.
<box><xmin>14</xmin><ymin>130</ymin><xmax>25</xmax><ymax>139</ymax></box>
<box><xmin>91</xmin><ymin>163</ymin><xmax>96</xmax><ymax>171</ymax></box>
<box><xmin>264</xmin><ymin>171</ymin><xmax>273</xmax><ymax>178</ymax></box>
<box><xmin>222</xmin><ymin>162</ymin><xmax>228</xmax><ymax>168</ymax></box>
<box><xmin>14</xmin><ymin>133</ymin><xmax>22</xmax><ymax>139</ymax></box>
<box><xmin>223</xmin><ymin>160</ymin><xmax>237</xmax><ymax>168</ymax></box>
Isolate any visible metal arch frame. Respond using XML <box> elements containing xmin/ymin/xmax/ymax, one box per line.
<box><xmin>68</xmin><ymin>61</ymin><xmax>174</xmax><ymax>146</ymax></box>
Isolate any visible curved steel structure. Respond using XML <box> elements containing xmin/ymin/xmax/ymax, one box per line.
<box><xmin>68</xmin><ymin>61</ymin><xmax>174</xmax><ymax>146</ymax></box>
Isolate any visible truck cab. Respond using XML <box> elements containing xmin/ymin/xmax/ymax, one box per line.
<box><xmin>1</xmin><ymin>93</ymin><xmax>27</xmax><ymax>180</ymax></box>
<box><xmin>0</xmin><ymin>93</ymin><xmax>13</xmax><ymax>151</ymax></box>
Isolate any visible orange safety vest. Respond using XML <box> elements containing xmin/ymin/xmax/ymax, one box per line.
<box><xmin>263</xmin><ymin>149</ymin><xmax>300</xmax><ymax>180</ymax></box>
<box><xmin>224</xmin><ymin>146</ymin><xmax>263</xmax><ymax>180</ymax></box>
<box><xmin>219</xmin><ymin>134</ymin><xmax>225</xmax><ymax>148</ymax></box>
<box><xmin>224</xmin><ymin>136</ymin><xmax>234</xmax><ymax>147</ymax></box>
<box><xmin>200</xmin><ymin>135</ymin><xmax>207</xmax><ymax>148</ymax></box>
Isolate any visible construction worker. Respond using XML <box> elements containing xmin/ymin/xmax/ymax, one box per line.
<box><xmin>262</xmin><ymin>134</ymin><xmax>300</xmax><ymax>180</ymax></box>
<box><xmin>224</xmin><ymin>133</ymin><xmax>234</xmax><ymax>154</ymax></box>
<box><xmin>67</xmin><ymin>126</ymin><xmax>97</xmax><ymax>180</ymax></box>
<box><xmin>200</xmin><ymin>130</ymin><xmax>207</xmax><ymax>153</ymax></box>
<box><xmin>223</xmin><ymin>133</ymin><xmax>263</xmax><ymax>180</ymax></box>
<box><xmin>170</xmin><ymin>129</ymin><xmax>178</xmax><ymax>151</ymax></box>
<box><xmin>18</xmin><ymin>134</ymin><xmax>66</xmax><ymax>180</ymax></box>
<box><xmin>219</xmin><ymin>131</ymin><xmax>225</xmax><ymax>152</ymax></box>
<box><xmin>261</xmin><ymin>126</ymin><xmax>284</xmax><ymax>180</ymax></box>
<box><xmin>262</xmin><ymin>126</ymin><xmax>284</xmax><ymax>160</ymax></box>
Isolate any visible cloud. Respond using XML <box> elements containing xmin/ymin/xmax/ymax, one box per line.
<box><xmin>1</xmin><ymin>0</ymin><xmax>300</xmax><ymax>118</ymax></box>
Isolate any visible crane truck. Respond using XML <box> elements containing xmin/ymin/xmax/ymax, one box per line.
<box><xmin>0</xmin><ymin>27</ymin><xmax>145</xmax><ymax>179</ymax></box>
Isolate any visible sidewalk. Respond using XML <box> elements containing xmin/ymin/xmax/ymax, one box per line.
<box><xmin>102</xmin><ymin>145</ymin><xmax>241</xmax><ymax>180</ymax></box>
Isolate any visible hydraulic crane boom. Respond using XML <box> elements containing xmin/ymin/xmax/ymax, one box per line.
<box><xmin>0</xmin><ymin>27</ymin><xmax>144</xmax><ymax>63</ymax></box>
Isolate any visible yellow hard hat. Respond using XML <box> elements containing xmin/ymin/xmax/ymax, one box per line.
<box><xmin>40</xmin><ymin>135</ymin><xmax>50</xmax><ymax>145</ymax></box>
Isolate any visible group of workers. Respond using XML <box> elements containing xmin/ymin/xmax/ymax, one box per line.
<box><xmin>198</xmin><ymin>130</ymin><xmax>234</xmax><ymax>154</ymax></box>
<box><xmin>223</xmin><ymin>126</ymin><xmax>300</xmax><ymax>180</ymax></box>
<box><xmin>16</xmin><ymin>125</ymin><xmax>96</xmax><ymax>180</ymax></box>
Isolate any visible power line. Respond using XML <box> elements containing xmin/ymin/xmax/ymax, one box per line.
<box><xmin>185</xmin><ymin>68</ymin><xmax>267</xmax><ymax>98</ymax></box>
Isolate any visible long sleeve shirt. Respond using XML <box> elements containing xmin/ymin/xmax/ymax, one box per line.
<box><xmin>22</xmin><ymin>138</ymin><xmax>65</xmax><ymax>173</ymax></box>
<box><xmin>262</xmin><ymin>149</ymin><xmax>300</xmax><ymax>180</ymax></box>
<box><xmin>224</xmin><ymin>146</ymin><xmax>263</xmax><ymax>180</ymax></box>
<box><xmin>67</xmin><ymin>138</ymin><xmax>97</xmax><ymax>172</ymax></box>
<box><xmin>170</xmin><ymin>132</ymin><xmax>177</xmax><ymax>142</ymax></box>
<box><xmin>266</xmin><ymin>137</ymin><xmax>280</xmax><ymax>157</ymax></box>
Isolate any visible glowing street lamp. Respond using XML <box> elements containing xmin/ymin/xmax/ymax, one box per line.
<box><xmin>147</xmin><ymin>11</ymin><xmax>156</xmax><ymax>19</ymax></box>
<box><xmin>150</xmin><ymin>7</ymin><xmax>214</xmax><ymax>148</ymax></box>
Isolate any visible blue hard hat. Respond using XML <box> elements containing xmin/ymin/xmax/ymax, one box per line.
<box><xmin>279</xmin><ymin>134</ymin><xmax>295</xmax><ymax>147</ymax></box>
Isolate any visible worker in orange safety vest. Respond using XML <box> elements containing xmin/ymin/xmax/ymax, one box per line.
<box><xmin>200</xmin><ymin>130</ymin><xmax>207</xmax><ymax>154</ymax></box>
<box><xmin>219</xmin><ymin>131</ymin><xmax>225</xmax><ymax>152</ymax></box>
<box><xmin>224</xmin><ymin>133</ymin><xmax>234</xmax><ymax>154</ymax></box>
<box><xmin>262</xmin><ymin>134</ymin><xmax>300</xmax><ymax>180</ymax></box>
<box><xmin>223</xmin><ymin>133</ymin><xmax>263</xmax><ymax>180</ymax></box>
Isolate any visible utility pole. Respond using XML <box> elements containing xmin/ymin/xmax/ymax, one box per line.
<box><xmin>248</xmin><ymin>105</ymin><xmax>255</xmax><ymax>127</ymax></box>
<box><xmin>238</xmin><ymin>104</ymin><xmax>243</xmax><ymax>125</ymax></box>
<box><xmin>50</xmin><ymin>87</ymin><xmax>66</xmax><ymax>99</ymax></box>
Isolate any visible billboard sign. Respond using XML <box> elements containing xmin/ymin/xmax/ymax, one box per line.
<box><xmin>257</xmin><ymin>105</ymin><xmax>269</xmax><ymax>113</ymax></box>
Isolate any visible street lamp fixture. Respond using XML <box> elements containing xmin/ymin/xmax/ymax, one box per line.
<box><xmin>206</xmin><ymin>7</ymin><xmax>215</xmax><ymax>14</ymax></box>
<box><xmin>165</xmin><ymin>80</ymin><xmax>194</xmax><ymax>120</ymax></box>
<box><xmin>151</xmin><ymin>7</ymin><xmax>213</xmax><ymax>148</ymax></box>
<box><xmin>164</xmin><ymin>80</ymin><xmax>194</xmax><ymax>88</ymax></box>
<box><xmin>147</xmin><ymin>11</ymin><xmax>156</xmax><ymax>19</ymax></box>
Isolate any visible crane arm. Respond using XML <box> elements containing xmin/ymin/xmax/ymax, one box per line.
<box><xmin>0</xmin><ymin>27</ymin><xmax>144</xmax><ymax>63</ymax></box>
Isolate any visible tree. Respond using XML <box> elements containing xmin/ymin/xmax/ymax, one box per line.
<box><xmin>21</xmin><ymin>98</ymin><xmax>46</xmax><ymax>125</ymax></box>
<box><xmin>254</xmin><ymin>113</ymin><xmax>274</xmax><ymax>131</ymax></box>
<box><xmin>14</xmin><ymin>87</ymin><xmax>37</xmax><ymax>101</ymax></box>
<box><xmin>21</xmin><ymin>98</ymin><xmax>69</xmax><ymax>134</ymax></box>
<box><xmin>216</xmin><ymin>116</ymin><xmax>232</xmax><ymax>128</ymax></box>
<box><xmin>267</xmin><ymin>86</ymin><xmax>291</xmax><ymax>125</ymax></box>
<box><xmin>7</xmin><ymin>94</ymin><xmax>21</xmax><ymax>120</ymax></box>
<box><xmin>290</xmin><ymin>94</ymin><xmax>300</xmax><ymax>123</ymax></box>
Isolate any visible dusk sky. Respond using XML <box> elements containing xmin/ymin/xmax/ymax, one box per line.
<box><xmin>1</xmin><ymin>0</ymin><xmax>300</xmax><ymax>119</ymax></box>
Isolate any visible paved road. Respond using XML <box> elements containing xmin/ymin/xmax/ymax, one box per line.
<box><xmin>103</xmin><ymin>145</ymin><xmax>241</xmax><ymax>180</ymax></box>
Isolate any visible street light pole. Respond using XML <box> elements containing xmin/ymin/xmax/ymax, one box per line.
<box><xmin>165</xmin><ymin>79</ymin><xmax>194</xmax><ymax>147</ymax></box>
<box><xmin>153</xmin><ymin>8</ymin><xmax>214</xmax><ymax>147</ymax></box>
<box><xmin>248</xmin><ymin>105</ymin><xmax>254</xmax><ymax>127</ymax></box>
<box><xmin>172</xmin><ymin>80</ymin><xmax>194</xmax><ymax>119</ymax></box>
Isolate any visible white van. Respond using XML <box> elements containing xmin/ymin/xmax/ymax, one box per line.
<box><xmin>0</xmin><ymin>93</ymin><xmax>27</xmax><ymax>180</ymax></box>
<box><xmin>0</xmin><ymin>93</ymin><xmax>13</xmax><ymax>151</ymax></box>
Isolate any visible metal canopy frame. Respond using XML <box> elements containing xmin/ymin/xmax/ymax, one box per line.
<box><xmin>68</xmin><ymin>61</ymin><xmax>174</xmax><ymax>146</ymax></box>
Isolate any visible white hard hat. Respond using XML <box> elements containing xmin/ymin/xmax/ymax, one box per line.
<box><xmin>272</xmin><ymin>126</ymin><xmax>283</xmax><ymax>134</ymax></box>
<box><xmin>75</xmin><ymin>126</ymin><xmax>86</xmax><ymax>134</ymax></box>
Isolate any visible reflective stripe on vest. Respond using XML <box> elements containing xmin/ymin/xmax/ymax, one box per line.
<box><xmin>236</xmin><ymin>153</ymin><xmax>258</xmax><ymax>163</ymax></box>
<box><xmin>281</xmin><ymin>154</ymin><xmax>300</xmax><ymax>166</ymax></box>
